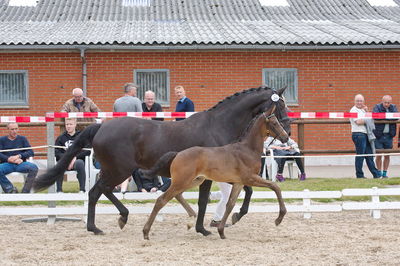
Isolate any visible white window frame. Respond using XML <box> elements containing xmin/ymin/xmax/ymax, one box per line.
<box><xmin>134</xmin><ymin>69</ymin><xmax>170</xmax><ymax>106</ymax></box>
<box><xmin>263</xmin><ymin>68</ymin><xmax>298</xmax><ymax>105</ymax></box>
<box><xmin>0</xmin><ymin>70</ymin><xmax>29</xmax><ymax>107</ymax></box>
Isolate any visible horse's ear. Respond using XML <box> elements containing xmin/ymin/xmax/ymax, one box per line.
<box><xmin>277</xmin><ymin>85</ymin><xmax>287</xmax><ymax>96</ymax></box>
<box><xmin>266</xmin><ymin>105</ymin><xmax>276</xmax><ymax>116</ymax></box>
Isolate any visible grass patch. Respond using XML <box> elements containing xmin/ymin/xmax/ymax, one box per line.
<box><xmin>2</xmin><ymin>177</ymin><xmax>400</xmax><ymax>206</ymax></box>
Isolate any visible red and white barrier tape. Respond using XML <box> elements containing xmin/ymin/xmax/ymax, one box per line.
<box><xmin>46</xmin><ymin>112</ymin><xmax>196</xmax><ymax>119</ymax></box>
<box><xmin>288</xmin><ymin>112</ymin><xmax>400</xmax><ymax>119</ymax></box>
<box><xmin>47</xmin><ymin>111</ymin><xmax>400</xmax><ymax>119</ymax></box>
<box><xmin>1</xmin><ymin>112</ymin><xmax>400</xmax><ymax>123</ymax></box>
<box><xmin>0</xmin><ymin>116</ymin><xmax>52</xmax><ymax>123</ymax></box>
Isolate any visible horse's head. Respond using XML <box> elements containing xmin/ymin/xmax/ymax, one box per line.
<box><xmin>255</xmin><ymin>86</ymin><xmax>291</xmax><ymax>135</ymax></box>
<box><xmin>263</xmin><ymin>105</ymin><xmax>289</xmax><ymax>144</ymax></box>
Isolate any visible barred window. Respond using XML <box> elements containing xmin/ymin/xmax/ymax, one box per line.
<box><xmin>0</xmin><ymin>70</ymin><xmax>28</xmax><ymax>106</ymax></box>
<box><xmin>263</xmin><ymin>68</ymin><xmax>298</xmax><ymax>104</ymax></box>
<box><xmin>134</xmin><ymin>69</ymin><xmax>169</xmax><ymax>106</ymax></box>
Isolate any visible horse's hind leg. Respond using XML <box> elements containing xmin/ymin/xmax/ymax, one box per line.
<box><xmin>195</xmin><ymin>179</ymin><xmax>212</xmax><ymax>236</ymax></box>
<box><xmin>143</xmin><ymin>188</ymin><xmax>182</xmax><ymax>240</ymax></box>
<box><xmin>232</xmin><ymin>185</ymin><xmax>253</xmax><ymax>225</ymax></box>
<box><xmin>245</xmin><ymin>174</ymin><xmax>287</xmax><ymax>226</ymax></box>
<box><xmin>175</xmin><ymin>193</ymin><xmax>196</xmax><ymax>217</ymax></box>
<box><xmin>103</xmin><ymin>189</ymin><xmax>129</xmax><ymax>230</ymax></box>
<box><xmin>218</xmin><ymin>183</ymin><xmax>243</xmax><ymax>239</ymax></box>
<box><xmin>87</xmin><ymin>177</ymin><xmax>107</xmax><ymax>235</ymax></box>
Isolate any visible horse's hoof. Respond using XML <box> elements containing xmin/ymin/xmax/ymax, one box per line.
<box><xmin>118</xmin><ymin>216</ymin><xmax>127</xmax><ymax>229</ymax></box>
<box><xmin>231</xmin><ymin>212</ymin><xmax>241</xmax><ymax>225</ymax></box>
<box><xmin>196</xmin><ymin>228</ymin><xmax>212</xmax><ymax>236</ymax></box>
<box><xmin>218</xmin><ymin>232</ymin><xmax>226</xmax><ymax>239</ymax></box>
<box><xmin>275</xmin><ymin>217</ymin><xmax>283</xmax><ymax>226</ymax></box>
<box><xmin>88</xmin><ymin>226</ymin><xmax>104</xmax><ymax>235</ymax></box>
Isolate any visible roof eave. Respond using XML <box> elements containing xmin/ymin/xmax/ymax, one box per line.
<box><xmin>1</xmin><ymin>43</ymin><xmax>400</xmax><ymax>51</ymax></box>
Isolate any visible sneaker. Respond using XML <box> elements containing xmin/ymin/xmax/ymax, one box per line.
<box><xmin>79</xmin><ymin>190</ymin><xmax>85</xmax><ymax>194</ymax></box>
<box><xmin>275</xmin><ymin>174</ymin><xmax>285</xmax><ymax>182</ymax></box>
<box><xmin>299</xmin><ymin>173</ymin><xmax>306</xmax><ymax>181</ymax></box>
<box><xmin>6</xmin><ymin>187</ymin><xmax>18</xmax><ymax>193</ymax></box>
<box><xmin>210</xmin><ymin>220</ymin><xmax>231</xmax><ymax>228</ymax></box>
<box><xmin>57</xmin><ymin>191</ymin><xmax>64</xmax><ymax>194</ymax></box>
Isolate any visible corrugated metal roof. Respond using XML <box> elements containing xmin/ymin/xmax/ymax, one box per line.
<box><xmin>0</xmin><ymin>0</ymin><xmax>400</xmax><ymax>47</ymax></box>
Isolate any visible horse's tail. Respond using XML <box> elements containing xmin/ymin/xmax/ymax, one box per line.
<box><xmin>141</xmin><ymin>151</ymin><xmax>178</xmax><ymax>179</ymax></box>
<box><xmin>32</xmin><ymin>123</ymin><xmax>102</xmax><ymax>192</ymax></box>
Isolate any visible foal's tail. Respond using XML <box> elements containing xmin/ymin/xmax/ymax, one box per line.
<box><xmin>141</xmin><ymin>151</ymin><xmax>178</xmax><ymax>179</ymax></box>
<box><xmin>32</xmin><ymin>123</ymin><xmax>102</xmax><ymax>192</ymax></box>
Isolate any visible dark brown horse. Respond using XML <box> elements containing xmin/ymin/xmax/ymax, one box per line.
<box><xmin>142</xmin><ymin>106</ymin><xmax>289</xmax><ymax>239</ymax></box>
<box><xmin>33</xmin><ymin>86</ymin><xmax>291</xmax><ymax>236</ymax></box>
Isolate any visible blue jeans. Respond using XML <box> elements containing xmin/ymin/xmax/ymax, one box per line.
<box><xmin>352</xmin><ymin>133</ymin><xmax>379</xmax><ymax>178</ymax></box>
<box><xmin>0</xmin><ymin>162</ymin><xmax>38</xmax><ymax>193</ymax></box>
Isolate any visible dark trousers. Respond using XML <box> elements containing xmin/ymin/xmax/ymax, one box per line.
<box><xmin>57</xmin><ymin>159</ymin><xmax>86</xmax><ymax>192</ymax></box>
<box><xmin>352</xmin><ymin>132</ymin><xmax>379</xmax><ymax>178</ymax></box>
<box><xmin>275</xmin><ymin>152</ymin><xmax>305</xmax><ymax>174</ymax></box>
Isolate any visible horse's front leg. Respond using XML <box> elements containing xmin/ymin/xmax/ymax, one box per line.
<box><xmin>218</xmin><ymin>183</ymin><xmax>243</xmax><ymax>239</ymax></box>
<box><xmin>245</xmin><ymin>174</ymin><xmax>287</xmax><ymax>226</ymax></box>
<box><xmin>195</xmin><ymin>180</ymin><xmax>212</xmax><ymax>236</ymax></box>
<box><xmin>232</xmin><ymin>185</ymin><xmax>253</xmax><ymax>225</ymax></box>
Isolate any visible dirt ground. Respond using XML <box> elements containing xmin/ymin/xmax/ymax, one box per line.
<box><xmin>1</xmin><ymin>204</ymin><xmax>400</xmax><ymax>266</ymax></box>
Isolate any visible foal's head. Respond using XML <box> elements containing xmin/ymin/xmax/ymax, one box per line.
<box><xmin>263</xmin><ymin>106</ymin><xmax>289</xmax><ymax>144</ymax></box>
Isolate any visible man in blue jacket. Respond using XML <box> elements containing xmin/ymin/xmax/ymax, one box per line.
<box><xmin>373</xmin><ymin>95</ymin><xmax>398</xmax><ymax>178</ymax></box>
<box><xmin>174</xmin><ymin>85</ymin><xmax>194</xmax><ymax>121</ymax></box>
<box><xmin>0</xmin><ymin>123</ymin><xmax>38</xmax><ymax>193</ymax></box>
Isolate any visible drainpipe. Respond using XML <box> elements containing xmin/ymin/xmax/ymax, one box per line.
<box><xmin>80</xmin><ymin>48</ymin><xmax>87</xmax><ymax>95</ymax></box>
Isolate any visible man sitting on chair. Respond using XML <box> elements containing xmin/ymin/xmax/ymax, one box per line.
<box><xmin>0</xmin><ymin>122</ymin><xmax>38</xmax><ymax>193</ymax></box>
<box><xmin>264</xmin><ymin>136</ymin><xmax>306</xmax><ymax>182</ymax></box>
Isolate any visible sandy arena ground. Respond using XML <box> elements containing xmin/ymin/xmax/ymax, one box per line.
<box><xmin>1</xmin><ymin>205</ymin><xmax>400</xmax><ymax>266</ymax></box>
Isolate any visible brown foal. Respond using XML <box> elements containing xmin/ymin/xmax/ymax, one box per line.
<box><xmin>143</xmin><ymin>105</ymin><xmax>289</xmax><ymax>239</ymax></box>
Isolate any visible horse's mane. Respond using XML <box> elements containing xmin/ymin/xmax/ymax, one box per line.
<box><xmin>206</xmin><ymin>86</ymin><xmax>273</xmax><ymax>112</ymax></box>
<box><xmin>236</xmin><ymin>113</ymin><xmax>263</xmax><ymax>142</ymax></box>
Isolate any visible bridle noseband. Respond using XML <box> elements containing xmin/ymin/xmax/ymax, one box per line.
<box><xmin>262</xmin><ymin>112</ymin><xmax>283</xmax><ymax>146</ymax></box>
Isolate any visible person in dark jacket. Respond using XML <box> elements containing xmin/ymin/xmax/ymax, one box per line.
<box><xmin>142</xmin><ymin>90</ymin><xmax>164</xmax><ymax>121</ymax></box>
<box><xmin>373</xmin><ymin>95</ymin><xmax>398</xmax><ymax>178</ymax></box>
<box><xmin>0</xmin><ymin>123</ymin><xmax>38</xmax><ymax>193</ymax></box>
<box><xmin>132</xmin><ymin>170</ymin><xmax>170</xmax><ymax>193</ymax></box>
<box><xmin>55</xmin><ymin>118</ymin><xmax>90</xmax><ymax>192</ymax></box>
<box><xmin>174</xmin><ymin>85</ymin><xmax>194</xmax><ymax>121</ymax></box>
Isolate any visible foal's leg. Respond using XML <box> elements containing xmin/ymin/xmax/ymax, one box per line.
<box><xmin>103</xmin><ymin>189</ymin><xmax>129</xmax><ymax>230</ymax></box>
<box><xmin>245</xmin><ymin>174</ymin><xmax>287</xmax><ymax>226</ymax></box>
<box><xmin>175</xmin><ymin>193</ymin><xmax>196</xmax><ymax>217</ymax></box>
<box><xmin>143</xmin><ymin>187</ymin><xmax>184</xmax><ymax>240</ymax></box>
<box><xmin>218</xmin><ymin>183</ymin><xmax>243</xmax><ymax>239</ymax></box>
<box><xmin>232</xmin><ymin>185</ymin><xmax>253</xmax><ymax>225</ymax></box>
<box><xmin>195</xmin><ymin>179</ymin><xmax>212</xmax><ymax>236</ymax></box>
<box><xmin>87</xmin><ymin>176</ymin><xmax>107</xmax><ymax>235</ymax></box>
<box><xmin>143</xmin><ymin>177</ymin><xmax>205</xmax><ymax>239</ymax></box>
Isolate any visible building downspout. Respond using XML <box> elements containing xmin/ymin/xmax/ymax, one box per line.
<box><xmin>80</xmin><ymin>48</ymin><xmax>87</xmax><ymax>95</ymax></box>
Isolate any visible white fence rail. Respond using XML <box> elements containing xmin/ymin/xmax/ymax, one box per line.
<box><xmin>1</xmin><ymin>187</ymin><xmax>399</xmax><ymax>220</ymax></box>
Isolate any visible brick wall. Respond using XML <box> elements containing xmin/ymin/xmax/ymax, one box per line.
<box><xmin>1</xmin><ymin>49</ymin><xmax>399</xmax><ymax>153</ymax></box>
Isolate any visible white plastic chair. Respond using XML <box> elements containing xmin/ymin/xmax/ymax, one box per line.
<box><xmin>87</xmin><ymin>149</ymin><xmax>100</xmax><ymax>191</ymax></box>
